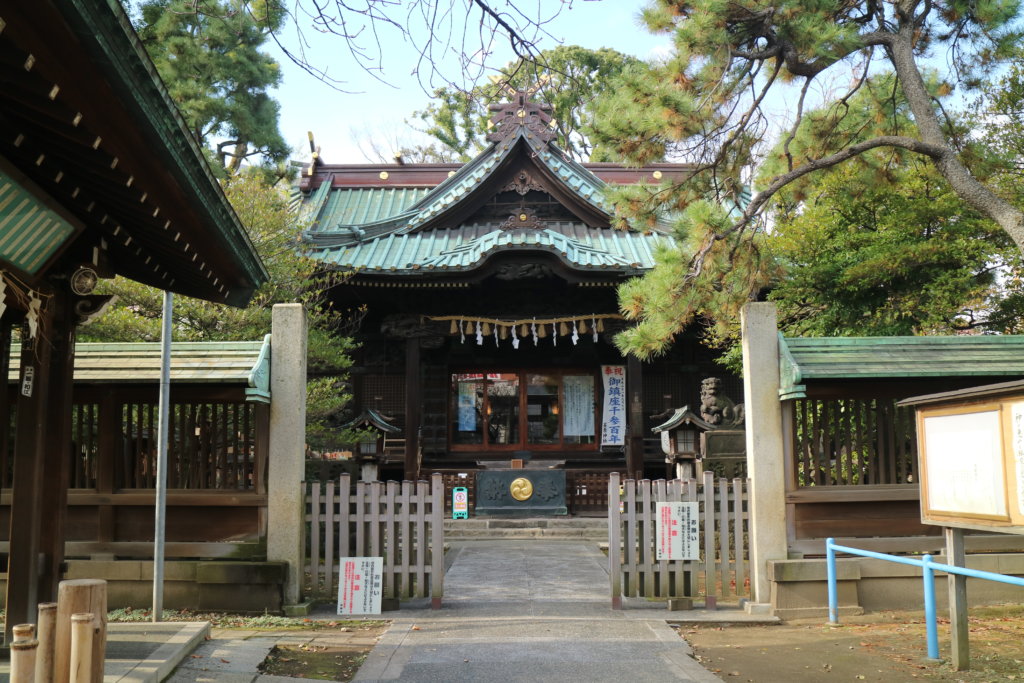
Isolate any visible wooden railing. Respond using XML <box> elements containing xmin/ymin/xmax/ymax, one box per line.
<box><xmin>792</xmin><ymin>397</ymin><xmax>917</xmax><ymax>486</ymax></box>
<box><xmin>3</xmin><ymin>393</ymin><xmax>265</xmax><ymax>492</ymax></box>
<box><xmin>608</xmin><ymin>472</ymin><xmax>749</xmax><ymax>608</ymax></box>
<box><xmin>304</xmin><ymin>474</ymin><xmax>445</xmax><ymax>607</ymax></box>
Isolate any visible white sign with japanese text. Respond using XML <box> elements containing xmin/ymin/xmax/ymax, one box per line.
<box><xmin>337</xmin><ymin>557</ymin><xmax>383</xmax><ymax>615</ymax></box>
<box><xmin>655</xmin><ymin>502</ymin><xmax>700</xmax><ymax>561</ymax></box>
<box><xmin>601</xmin><ymin>365</ymin><xmax>626</xmax><ymax>447</ymax></box>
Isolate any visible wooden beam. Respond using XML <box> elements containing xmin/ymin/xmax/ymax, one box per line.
<box><xmin>5</xmin><ymin>310</ymin><xmax>54</xmax><ymax>645</ymax></box>
<box><xmin>405</xmin><ymin>338</ymin><xmax>421</xmax><ymax>481</ymax></box>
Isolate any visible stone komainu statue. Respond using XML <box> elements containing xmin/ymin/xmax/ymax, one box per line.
<box><xmin>699</xmin><ymin>377</ymin><xmax>745</xmax><ymax>428</ymax></box>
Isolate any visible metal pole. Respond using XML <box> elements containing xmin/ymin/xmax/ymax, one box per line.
<box><xmin>922</xmin><ymin>554</ymin><xmax>940</xmax><ymax>660</ymax></box>
<box><xmin>152</xmin><ymin>291</ymin><xmax>172</xmax><ymax>622</ymax></box>
<box><xmin>826</xmin><ymin>537</ymin><xmax>838</xmax><ymax>624</ymax></box>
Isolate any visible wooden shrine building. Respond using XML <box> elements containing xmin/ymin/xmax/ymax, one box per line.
<box><xmin>0</xmin><ymin>0</ymin><xmax>266</xmax><ymax>639</ymax></box>
<box><xmin>297</xmin><ymin>89</ymin><xmax>741</xmax><ymax>485</ymax></box>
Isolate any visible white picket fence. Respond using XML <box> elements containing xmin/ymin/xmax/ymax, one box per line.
<box><xmin>608</xmin><ymin>471</ymin><xmax>750</xmax><ymax>608</ymax></box>
<box><xmin>304</xmin><ymin>473</ymin><xmax>445</xmax><ymax>607</ymax></box>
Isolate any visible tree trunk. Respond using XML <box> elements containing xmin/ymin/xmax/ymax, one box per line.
<box><xmin>889</xmin><ymin>23</ymin><xmax>1024</xmax><ymax>252</ymax></box>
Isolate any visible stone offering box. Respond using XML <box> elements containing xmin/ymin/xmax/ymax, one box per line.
<box><xmin>474</xmin><ymin>470</ymin><xmax>567</xmax><ymax>516</ymax></box>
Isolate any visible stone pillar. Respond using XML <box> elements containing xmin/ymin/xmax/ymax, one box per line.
<box><xmin>267</xmin><ymin>304</ymin><xmax>308</xmax><ymax>606</ymax></box>
<box><xmin>741</xmin><ymin>302</ymin><xmax>788</xmax><ymax>606</ymax></box>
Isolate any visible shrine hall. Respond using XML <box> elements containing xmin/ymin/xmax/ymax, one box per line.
<box><xmin>295</xmin><ymin>90</ymin><xmax>742</xmax><ymax>486</ymax></box>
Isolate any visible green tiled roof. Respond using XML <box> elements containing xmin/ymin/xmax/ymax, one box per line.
<box><xmin>8</xmin><ymin>339</ymin><xmax>269</xmax><ymax>384</ymax></box>
<box><xmin>316</xmin><ymin>187</ymin><xmax>431</xmax><ymax>230</ymax></box>
<box><xmin>311</xmin><ymin>224</ymin><xmax>667</xmax><ymax>274</ymax></box>
<box><xmin>0</xmin><ymin>170</ymin><xmax>77</xmax><ymax>275</ymax></box>
<box><xmin>779</xmin><ymin>335</ymin><xmax>1024</xmax><ymax>399</ymax></box>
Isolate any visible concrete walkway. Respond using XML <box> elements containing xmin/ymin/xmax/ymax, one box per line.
<box><xmin>353</xmin><ymin>540</ymin><xmax>726</xmax><ymax>682</ymax></box>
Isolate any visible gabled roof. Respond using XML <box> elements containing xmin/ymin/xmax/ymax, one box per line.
<box><xmin>297</xmin><ymin>90</ymin><xmax>691</xmax><ymax>278</ymax></box>
<box><xmin>315</xmin><ymin>223</ymin><xmax>666</xmax><ymax>274</ymax></box>
<box><xmin>779</xmin><ymin>335</ymin><xmax>1024</xmax><ymax>399</ymax></box>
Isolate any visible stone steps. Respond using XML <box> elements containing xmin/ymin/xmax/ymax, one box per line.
<box><xmin>444</xmin><ymin>517</ymin><xmax>608</xmax><ymax>540</ymax></box>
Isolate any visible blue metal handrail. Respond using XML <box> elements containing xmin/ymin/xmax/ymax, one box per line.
<box><xmin>826</xmin><ymin>537</ymin><xmax>1024</xmax><ymax>660</ymax></box>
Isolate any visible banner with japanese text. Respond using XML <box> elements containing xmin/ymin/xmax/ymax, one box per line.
<box><xmin>601</xmin><ymin>365</ymin><xmax>626</xmax><ymax>447</ymax></box>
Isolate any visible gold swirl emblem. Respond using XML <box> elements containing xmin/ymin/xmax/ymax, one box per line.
<box><xmin>509</xmin><ymin>477</ymin><xmax>533</xmax><ymax>501</ymax></box>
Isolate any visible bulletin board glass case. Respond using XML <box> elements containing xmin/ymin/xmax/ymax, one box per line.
<box><xmin>903</xmin><ymin>382</ymin><xmax>1024</xmax><ymax>536</ymax></box>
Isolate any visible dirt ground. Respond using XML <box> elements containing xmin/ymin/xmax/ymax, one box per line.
<box><xmin>679</xmin><ymin>605</ymin><xmax>1024</xmax><ymax>682</ymax></box>
<box><xmin>258</xmin><ymin>622</ymin><xmax>390</xmax><ymax>681</ymax></box>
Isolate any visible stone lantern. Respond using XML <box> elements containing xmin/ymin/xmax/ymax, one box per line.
<box><xmin>651</xmin><ymin>408</ymin><xmax>714</xmax><ymax>480</ymax></box>
<box><xmin>341</xmin><ymin>409</ymin><xmax>401</xmax><ymax>482</ymax></box>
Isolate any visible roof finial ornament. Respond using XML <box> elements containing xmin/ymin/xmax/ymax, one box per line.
<box><xmin>486</xmin><ymin>76</ymin><xmax>556</xmax><ymax>145</ymax></box>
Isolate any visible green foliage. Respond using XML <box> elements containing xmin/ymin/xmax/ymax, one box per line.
<box><xmin>592</xmin><ymin>1</ymin><xmax>1024</xmax><ymax>359</ymax></box>
<box><xmin>134</xmin><ymin>0</ymin><xmax>290</xmax><ymax>176</ymax></box>
<box><xmin>405</xmin><ymin>46</ymin><xmax>644</xmax><ymax>162</ymax></box>
<box><xmin>770</xmin><ymin>161</ymin><xmax>1024</xmax><ymax>336</ymax></box>
<box><xmin>80</xmin><ymin>173</ymin><xmax>361</xmax><ymax>451</ymax></box>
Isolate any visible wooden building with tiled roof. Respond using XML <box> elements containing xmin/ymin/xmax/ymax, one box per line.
<box><xmin>296</xmin><ymin>89</ymin><xmax>741</xmax><ymax>488</ymax></box>
<box><xmin>0</xmin><ymin>0</ymin><xmax>267</xmax><ymax>640</ymax></box>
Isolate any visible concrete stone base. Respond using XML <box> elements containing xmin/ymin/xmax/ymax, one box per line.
<box><xmin>768</xmin><ymin>553</ymin><xmax>1024</xmax><ymax>619</ymax></box>
<box><xmin>283</xmin><ymin>600</ymin><xmax>315</xmax><ymax>616</ymax></box>
<box><xmin>0</xmin><ymin>560</ymin><xmax>287</xmax><ymax>614</ymax></box>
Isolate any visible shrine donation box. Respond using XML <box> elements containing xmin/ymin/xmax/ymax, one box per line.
<box><xmin>475</xmin><ymin>470</ymin><xmax>567</xmax><ymax>516</ymax></box>
<box><xmin>900</xmin><ymin>379</ymin><xmax>1024</xmax><ymax>535</ymax></box>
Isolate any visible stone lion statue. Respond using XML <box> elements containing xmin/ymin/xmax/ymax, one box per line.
<box><xmin>699</xmin><ymin>377</ymin><xmax>744</xmax><ymax>428</ymax></box>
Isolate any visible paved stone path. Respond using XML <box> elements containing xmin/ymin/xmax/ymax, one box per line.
<box><xmin>354</xmin><ymin>540</ymin><xmax>722</xmax><ymax>682</ymax></box>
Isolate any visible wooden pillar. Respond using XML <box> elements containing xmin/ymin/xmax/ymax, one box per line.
<box><xmin>253</xmin><ymin>402</ymin><xmax>270</xmax><ymax>537</ymax></box>
<box><xmin>626</xmin><ymin>355</ymin><xmax>644</xmax><ymax>478</ymax></box>
<box><xmin>945</xmin><ymin>527</ymin><xmax>970</xmax><ymax>670</ymax></box>
<box><xmin>405</xmin><ymin>338</ymin><xmax>421</xmax><ymax>481</ymax></box>
<box><xmin>95</xmin><ymin>390</ymin><xmax>118</xmax><ymax>546</ymax></box>
<box><xmin>6</xmin><ymin>312</ymin><xmax>55</xmax><ymax>644</ymax></box>
<box><xmin>0</xmin><ymin>320</ymin><xmax>12</xmax><ymax>488</ymax></box>
<box><xmin>39</xmin><ymin>293</ymin><xmax>76</xmax><ymax>603</ymax></box>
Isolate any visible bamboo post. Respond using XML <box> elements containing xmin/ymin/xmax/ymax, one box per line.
<box><xmin>11</xmin><ymin>624</ymin><xmax>38</xmax><ymax>683</ymax></box>
<box><xmin>36</xmin><ymin>602</ymin><xmax>58</xmax><ymax>683</ymax></box>
<box><xmin>55</xmin><ymin>579</ymin><xmax>107</xmax><ymax>683</ymax></box>
<box><xmin>68</xmin><ymin>614</ymin><xmax>94</xmax><ymax>683</ymax></box>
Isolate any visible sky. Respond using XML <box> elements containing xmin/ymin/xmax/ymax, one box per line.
<box><xmin>268</xmin><ymin>1</ymin><xmax>671</xmax><ymax>164</ymax></box>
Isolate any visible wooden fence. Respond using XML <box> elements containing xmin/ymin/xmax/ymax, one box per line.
<box><xmin>566</xmin><ymin>472</ymin><xmax>611</xmax><ymax>514</ymax></box>
<box><xmin>304</xmin><ymin>473</ymin><xmax>445</xmax><ymax>608</ymax></box>
<box><xmin>608</xmin><ymin>471</ymin><xmax>749</xmax><ymax>608</ymax></box>
<box><xmin>792</xmin><ymin>397</ymin><xmax>917</xmax><ymax>486</ymax></box>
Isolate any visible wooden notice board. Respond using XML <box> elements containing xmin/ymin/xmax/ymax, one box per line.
<box><xmin>903</xmin><ymin>382</ymin><xmax>1024</xmax><ymax>535</ymax></box>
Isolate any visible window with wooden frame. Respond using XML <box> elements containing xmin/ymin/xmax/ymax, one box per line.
<box><xmin>449</xmin><ymin>370</ymin><xmax>599</xmax><ymax>450</ymax></box>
